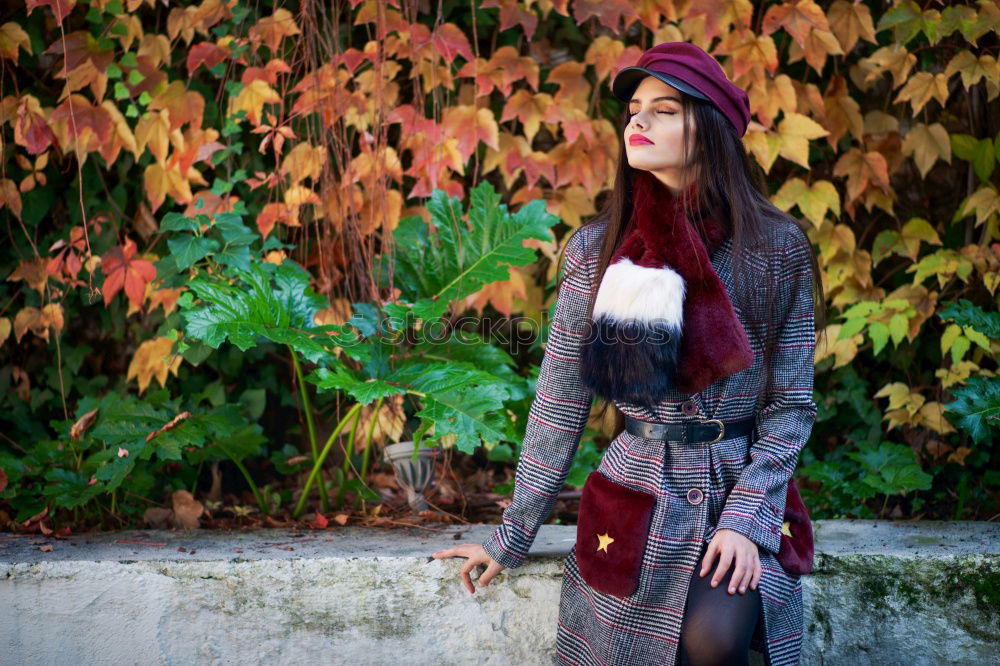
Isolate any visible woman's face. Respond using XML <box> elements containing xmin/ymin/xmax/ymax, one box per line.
<box><xmin>623</xmin><ymin>75</ymin><xmax>697</xmax><ymax>191</ymax></box>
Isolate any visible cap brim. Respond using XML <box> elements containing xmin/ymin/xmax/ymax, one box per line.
<box><xmin>611</xmin><ymin>67</ymin><xmax>710</xmax><ymax>102</ymax></box>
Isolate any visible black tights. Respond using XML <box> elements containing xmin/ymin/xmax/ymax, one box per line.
<box><xmin>677</xmin><ymin>542</ymin><xmax>767</xmax><ymax>666</ymax></box>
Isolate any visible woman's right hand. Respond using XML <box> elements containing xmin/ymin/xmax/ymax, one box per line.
<box><xmin>431</xmin><ymin>543</ymin><xmax>507</xmax><ymax>594</ymax></box>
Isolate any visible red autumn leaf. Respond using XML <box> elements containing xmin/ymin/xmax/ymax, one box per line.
<box><xmin>571</xmin><ymin>0</ymin><xmax>639</xmax><ymax>32</ymax></box>
<box><xmin>15</xmin><ymin>95</ymin><xmax>55</xmax><ymax>155</ymax></box>
<box><xmin>480</xmin><ymin>0</ymin><xmax>539</xmax><ymax>39</ymax></box>
<box><xmin>186</xmin><ymin>41</ymin><xmax>229</xmax><ymax>76</ymax></box>
<box><xmin>308</xmin><ymin>511</ymin><xmax>328</xmax><ymax>529</ymax></box>
<box><xmin>43</xmin><ymin>30</ymin><xmax>114</xmax><ymax>73</ymax></box>
<box><xmin>49</xmin><ymin>94</ymin><xmax>113</xmax><ymax>151</ymax></box>
<box><xmin>26</xmin><ymin>0</ymin><xmax>75</xmax><ymax>24</ymax></box>
<box><xmin>431</xmin><ymin>23</ymin><xmax>474</xmax><ymax>64</ymax></box>
<box><xmin>100</xmin><ymin>237</ymin><xmax>156</xmax><ymax>309</ymax></box>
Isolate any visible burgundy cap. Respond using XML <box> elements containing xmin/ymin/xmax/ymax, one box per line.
<box><xmin>611</xmin><ymin>42</ymin><xmax>751</xmax><ymax>137</ymax></box>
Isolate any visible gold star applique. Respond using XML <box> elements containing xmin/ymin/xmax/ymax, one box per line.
<box><xmin>781</xmin><ymin>521</ymin><xmax>792</xmax><ymax>537</ymax></box>
<box><xmin>596</xmin><ymin>532</ymin><xmax>615</xmax><ymax>553</ymax></box>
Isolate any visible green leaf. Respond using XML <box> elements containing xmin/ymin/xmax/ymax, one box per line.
<box><xmin>940</xmin><ymin>323</ymin><xmax>962</xmax><ymax>355</ymax></box>
<box><xmin>167</xmin><ymin>235</ymin><xmax>221</xmax><ymax>270</ymax></box>
<box><xmin>962</xmin><ymin>325</ymin><xmax>991</xmax><ymax>352</ymax></box>
<box><xmin>888</xmin><ymin>313</ymin><xmax>908</xmax><ymax>346</ymax></box>
<box><xmin>160</xmin><ymin>212</ymin><xmax>203</xmax><ymax>233</ymax></box>
<box><xmin>951</xmin><ymin>133</ymin><xmax>977</xmax><ymax>161</ymax></box>
<box><xmin>945</xmin><ymin>375</ymin><xmax>1000</xmax><ymax>444</ymax></box>
<box><xmin>308</xmin><ymin>366</ymin><xmax>400</xmax><ymax>405</ymax></box>
<box><xmin>378</xmin><ymin>180</ymin><xmax>558</xmax><ymax>322</ymax></box>
<box><xmin>838</xmin><ymin>317</ymin><xmax>867</xmax><ymax>340</ymax></box>
<box><xmin>180</xmin><ymin>260</ymin><xmax>350</xmax><ymax>363</ymax></box>
<box><xmin>869</xmin><ymin>321</ymin><xmax>889</xmax><ymax>355</ymax></box>
<box><xmin>938</xmin><ymin>299</ymin><xmax>1000</xmax><ymax>339</ymax></box>
<box><xmin>950</xmin><ymin>335</ymin><xmax>970</xmax><ymax>365</ymax></box>
<box><xmin>127</xmin><ymin>68</ymin><xmax>145</xmax><ymax>86</ymax></box>
<box><xmin>972</xmin><ymin>138</ymin><xmax>996</xmax><ymax>182</ymax></box>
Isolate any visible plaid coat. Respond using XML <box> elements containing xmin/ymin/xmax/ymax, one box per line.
<box><xmin>482</xmin><ymin>218</ymin><xmax>817</xmax><ymax>666</ymax></box>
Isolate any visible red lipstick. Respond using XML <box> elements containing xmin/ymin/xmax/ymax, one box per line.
<box><xmin>629</xmin><ymin>134</ymin><xmax>654</xmax><ymax>145</ymax></box>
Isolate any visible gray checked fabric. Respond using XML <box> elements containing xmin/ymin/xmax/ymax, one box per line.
<box><xmin>482</xmin><ymin>218</ymin><xmax>817</xmax><ymax>666</ymax></box>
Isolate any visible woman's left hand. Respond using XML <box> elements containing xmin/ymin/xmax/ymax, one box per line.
<box><xmin>700</xmin><ymin>528</ymin><xmax>761</xmax><ymax>595</ymax></box>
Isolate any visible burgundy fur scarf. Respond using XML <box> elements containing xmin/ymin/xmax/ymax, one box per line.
<box><xmin>579</xmin><ymin>169</ymin><xmax>754</xmax><ymax>406</ymax></box>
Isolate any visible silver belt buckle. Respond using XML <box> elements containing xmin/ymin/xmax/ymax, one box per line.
<box><xmin>702</xmin><ymin>419</ymin><xmax>725</xmax><ymax>443</ymax></box>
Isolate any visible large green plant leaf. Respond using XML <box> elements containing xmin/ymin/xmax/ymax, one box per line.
<box><xmin>179</xmin><ymin>259</ymin><xmax>359</xmax><ymax>363</ymax></box>
<box><xmin>945</xmin><ymin>375</ymin><xmax>1000</xmax><ymax>444</ymax></box>
<box><xmin>376</xmin><ymin>179</ymin><xmax>559</xmax><ymax>322</ymax></box>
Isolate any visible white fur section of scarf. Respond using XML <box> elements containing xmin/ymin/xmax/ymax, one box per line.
<box><xmin>579</xmin><ymin>257</ymin><xmax>686</xmax><ymax>408</ymax></box>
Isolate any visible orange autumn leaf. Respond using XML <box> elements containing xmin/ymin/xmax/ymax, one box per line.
<box><xmin>100</xmin><ymin>238</ymin><xmax>157</xmax><ymax>309</ymax></box>
<box><xmin>441</xmin><ymin>104</ymin><xmax>500</xmax><ymax>161</ymax></box>
<box><xmin>147</xmin><ymin>286</ymin><xmax>186</xmax><ymax>316</ymax></box>
<box><xmin>687</xmin><ymin>0</ymin><xmax>754</xmax><ymax>42</ymax></box>
<box><xmin>501</xmin><ymin>90</ymin><xmax>553</xmax><ymax>144</ymax></box>
<box><xmin>479</xmin><ymin>0</ymin><xmax>539</xmax><ymax>38</ymax></box>
<box><xmin>722</xmin><ymin>32</ymin><xmax>779</xmax><ymax>80</ymax></box>
<box><xmin>135</xmin><ymin>109</ymin><xmax>171</xmax><ymax>164</ymax></box>
<box><xmin>761</xmin><ymin>0</ymin><xmax>830</xmax><ymax>48</ymax></box>
<box><xmin>144</xmin><ymin>162</ymin><xmax>193</xmax><ymax>212</ymax></box>
<box><xmin>127</xmin><ymin>337</ymin><xmax>182</xmax><ymax>394</ymax></box>
<box><xmin>0</xmin><ymin>178</ymin><xmax>22</xmax><ymax>221</ymax></box>
<box><xmin>571</xmin><ymin>0</ymin><xmax>639</xmax><ymax>33</ymax></box>
<box><xmin>148</xmin><ymin>80</ymin><xmax>205</xmax><ymax>131</ymax></box>
<box><xmin>249</xmin><ymin>8</ymin><xmax>301</xmax><ymax>52</ymax></box>
<box><xmin>546</xmin><ymin>61</ymin><xmax>590</xmax><ymax>106</ymax></box>
<box><xmin>7</xmin><ymin>257</ymin><xmax>48</xmax><ymax>294</ymax></box>
<box><xmin>832</xmin><ymin>148</ymin><xmax>891</xmax><ymax>205</ymax></box>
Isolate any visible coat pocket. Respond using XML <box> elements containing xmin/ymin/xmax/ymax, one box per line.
<box><xmin>575</xmin><ymin>470</ymin><xmax>657</xmax><ymax>597</ymax></box>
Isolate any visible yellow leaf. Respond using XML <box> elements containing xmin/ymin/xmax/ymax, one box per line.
<box><xmin>281</xmin><ymin>142</ymin><xmax>326</xmax><ymax>184</ymax></box>
<box><xmin>772</xmin><ymin>178</ymin><xmax>840</xmax><ymax>228</ymax></box>
<box><xmin>0</xmin><ymin>317</ymin><xmax>10</xmax><ymax>346</ymax></box>
<box><xmin>743</xmin><ymin>129</ymin><xmax>782</xmax><ymax>173</ymax></box>
<box><xmin>127</xmin><ymin>337</ymin><xmax>182</xmax><ymax>394</ymax></box>
<box><xmin>901</xmin><ymin>123</ymin><xmax>951</xmax><ymax>178</ymax></box>
<box><xmin>815</xmin><ymin>323</ymin><xmax>862</xmax><ymax>368</ymax></box>
<box><xmin>944</xmin><ymin>51</ymin><xmax>999</xmax><ymax>90</ymax></box>
<box><xmin>228</xmin><ymin>79</ymin><xmax>281</xmax><ymax>126</ymax></box>
<box><xmin>894</xmin><ymin>72</ymin><xmax>950</xmax><ymax>115</ymax></box>
<box><xmin>826</xmin><ymin>0</ymin><xmax>877</xmax><ymax>52</ymax></box>
<box><xmin>6</xmin><ymin>257</ymin><xmax>48</xmax><ymax>295</ymax></box>
<box><xmin>0</xmin><ymin>22</ymin><xmax>31</xmax><ymax>63</ymax></box>
<box><xmin>584</xmin><ymin>36</ymin><xmax>625</xmax><ymax>82</ymax></box>
<box><xmin>776</xmin><ymin>112</ymin><xmax>829</xmax><ymax>168</ymax></box>
<box><xmin>961</xmin><ymin>186</ymin><xmax>1000</xmax><ymax>226</ymax></box>
<box><xmin>135</xmin><ymin>109</ymin><xmax>171</xmax><ymax>164</ymax></box>
<box><xmin>863</xmin><ymin>45</ymin><xmax>916</xmax><ymax>89</ymax></box>
<box><xmin>919</xmin><ymin>402</ymin><xmax>957</xmax><ymax>436</ymax></box>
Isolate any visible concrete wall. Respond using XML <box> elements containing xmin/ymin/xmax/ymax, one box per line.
<box><xmin>1</xmin><ymin>520</ymin><xmax>997</xmax><ymax>665</ymax></box>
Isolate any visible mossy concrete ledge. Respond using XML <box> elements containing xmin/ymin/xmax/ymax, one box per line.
<box><xmin>1</xmin><ymin>519</ymin><xmax>997</xmax><ymax>665</ymax></box>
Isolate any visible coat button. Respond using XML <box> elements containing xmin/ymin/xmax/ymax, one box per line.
<box><xmin>681</xmin><ymin>399</ymin><xmax>699</xmax><ymax>416</ymax></box>
<box><xmin>687</xmin><ymin>488</ymin><xmax>704</xmax><ymax>505</ymax></box>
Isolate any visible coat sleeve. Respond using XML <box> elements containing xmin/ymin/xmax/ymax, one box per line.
<box><xmin>481</xmin><ymin>229</ymin><xmax>595</xmax><ymax>569</ymax></box>
<box><xmin>715</xmin><ymin>224</ymin><xmax>818</xmax><ymax>555</ymax></box>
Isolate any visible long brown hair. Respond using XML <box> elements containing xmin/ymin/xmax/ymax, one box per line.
<box><xmin>553</xmin><ymin>88</ymin><xmax>827</xmax><ymax>434</ymax></box>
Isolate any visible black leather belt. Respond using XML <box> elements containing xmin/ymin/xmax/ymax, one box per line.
<box><xmin>623</xmin><ymin>414</ymin><xmax>755</xmax><ymax>444</ymax></box>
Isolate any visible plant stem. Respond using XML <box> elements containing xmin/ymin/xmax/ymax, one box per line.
<box><xmin>359</xmin><ymin>396</ymin><xmax>383</xmax><ymax>488</ymax></box>
<box><xmin>289</xmin><ymin>347</ymin><xmax>328</xmax><ymax>513</ymax></box>
<box><xmin>226</xmin><ymin>453</ymin><xmax>268</xmax><ymax>516</ymax></box>
<box><xmin>337</xmin><ymin>406</ymin><xmax>364</xmax><ymax>507</ymax></box>
<box><xmin>292</xmin><ymin>402</ymin><xmax>363</xmax><ymax>518</ymax></box>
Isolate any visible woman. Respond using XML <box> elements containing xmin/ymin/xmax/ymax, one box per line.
<box><xmin>432</xmin><ymin>42</ymin><xmax>824</xmax><ymax>666</ymax></box>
